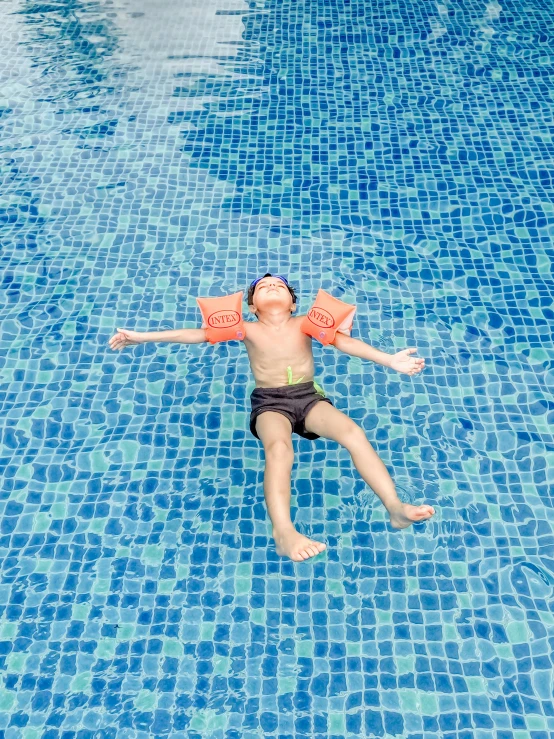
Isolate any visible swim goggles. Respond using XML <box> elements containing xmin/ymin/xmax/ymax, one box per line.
<box><xmin>249</xmin><ymin>275</ymin><xmax>289</xmax><ymax>290</ymax></box>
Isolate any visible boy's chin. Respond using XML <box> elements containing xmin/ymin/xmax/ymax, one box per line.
<box><xmin>260</xmin><ymin>300</ymin><xmax>290</xmax><ymax>310</ymax></box>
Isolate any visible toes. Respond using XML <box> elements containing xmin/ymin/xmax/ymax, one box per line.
<box><xmin>417</xmin><ymin>507</ymin><xmax>435</xmax><ymax>519</ymax></box>
<box><xmin>295</xmin><ymin>543</ymin><xmax>325</xmax><ymax>560</ymax></box>
<box><xmin>309</xmin><ymin>542</ymin><xmax>326</xmax><ymax>557</ymax></box>
<box><xmin>282</xmin><ymin>538</ymin><xmax>327</xmax><ymax>562</ymax></box>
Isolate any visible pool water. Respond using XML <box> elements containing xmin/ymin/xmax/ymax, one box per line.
<box><xmin>1</xmin><ymin>0</ymin><xmax>554</xmax><ymax>736</ymax></box>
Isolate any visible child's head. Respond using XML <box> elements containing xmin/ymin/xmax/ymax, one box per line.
<box><xmin>247</xmin><ymin>274</ymin><xmax>297</xmax><ymax>317</ymax></box>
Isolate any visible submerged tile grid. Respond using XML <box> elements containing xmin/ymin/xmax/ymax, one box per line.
<box><xmin>1</xmin><ymin>0</ymin><xmax>554</xmax><ymax>736</ymax></box>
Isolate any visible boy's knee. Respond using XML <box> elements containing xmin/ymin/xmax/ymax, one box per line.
<box><xmin>265</xmin><ymin>438</ymin><xmax>293</xmax><ymax>460</ymax></box>
<box><xmin>342</xmin><ymin>423</ymin><xmax>367</xmax><ymax>449</ymax></box>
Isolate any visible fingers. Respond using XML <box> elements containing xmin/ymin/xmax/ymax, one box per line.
<box><xmin>108</xmin><ymin>332</ymin><xmax>127</xmax><ymax>351</ymax></box>
<box><xmin>109</xmin><ymin>329</ymin><xmax>130</xmax><ymax>351</ymax></box>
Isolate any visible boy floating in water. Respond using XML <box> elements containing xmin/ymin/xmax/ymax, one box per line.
<box><xmin>109</xmin><ymin>274</ymin><xmax>435</xmax><ymax>561</ymax></box>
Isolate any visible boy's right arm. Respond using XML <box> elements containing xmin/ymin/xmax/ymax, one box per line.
<box><xmin>141</xmin><ymin>328</ymin><xmax>207</xmax><ymax>344</ymax></box>
<box><xmin>109</xmin><ymin>327</ymin><xmax>207</xmax><ymax>351</ymax></box>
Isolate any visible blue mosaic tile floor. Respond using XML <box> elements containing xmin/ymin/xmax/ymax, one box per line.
<box><xmin>1</xmin><ymin>0</ymin><xmax>554</xmax><ymax>736</ymax></box>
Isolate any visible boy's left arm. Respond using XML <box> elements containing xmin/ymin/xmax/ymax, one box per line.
<box><xmin>331</xmin><ymin>332</ymin><xmax>425</xmax><ymax>376</ymax></box>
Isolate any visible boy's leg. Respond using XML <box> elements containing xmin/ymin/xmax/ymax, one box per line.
<box><xmin>255</xmin><ymin>411</ymin><xmax>327</xmax><ymax>561</ymax></box>
<box><xmin>304</xmin><ymin>402</ymin><xmax>435</xmax><ymax>528</ymax></box>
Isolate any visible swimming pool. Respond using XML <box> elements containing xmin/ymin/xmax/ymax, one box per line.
<box><xmin>1</xmin><ymin>0</ymin><xmax>554</xmax><ymax>736</ymax></box>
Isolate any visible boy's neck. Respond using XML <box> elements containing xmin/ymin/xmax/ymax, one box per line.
<box><xmin>255</xmin><ymin>309</ymin><xmax>294</xmax><ymax>328</ymax></box>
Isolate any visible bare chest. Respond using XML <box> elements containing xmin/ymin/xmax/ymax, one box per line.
<box><xmin>244</xmin><ymin>320</ymin><xmax>312</xmax><ymax>360</ymax></box>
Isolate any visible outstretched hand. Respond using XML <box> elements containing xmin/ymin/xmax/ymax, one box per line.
<box><xmin>108</xmin><ymin>328</ymin><xmax>145</xmax><ymax>351</ymax></box>
<box><xmin>389</xmin><ymin>348</ymin><xmax>425</xmax><ymax>376</ymax></box>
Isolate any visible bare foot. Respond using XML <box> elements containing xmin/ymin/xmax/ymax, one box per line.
<box><xmin>273</xmin><ymin>527</ymin><xmax>327</xmax><ymax>561</ymax></box>
<box><xmin>389</xmin><ymin>503</ymin><xmax>436</xmax><ymax>529</ymax></box>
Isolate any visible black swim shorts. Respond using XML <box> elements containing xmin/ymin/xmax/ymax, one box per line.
<box><xmin>250</xmin><ymin>381</ymin><xmax>333</xmax><ymax>440</ymax></box>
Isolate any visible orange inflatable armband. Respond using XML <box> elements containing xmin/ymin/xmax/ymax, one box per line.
<box><xmin>196</xmin><ymin>291</ymin><xmax>246</xmax><ymax>344</ymax></box>
<box><xmin>301</xmin><ymin>289</ymin><xmax>356</xmax><ymax>345</ymax></box>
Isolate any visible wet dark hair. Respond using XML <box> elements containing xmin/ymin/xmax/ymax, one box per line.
<box><xmin>247</xmin><ymin>273</ymin><xmax>297</xmax><ymax>307</ymax></box>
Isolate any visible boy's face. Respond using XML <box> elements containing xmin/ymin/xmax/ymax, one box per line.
<box><xmin>249</xmin><ymin>276</ymin><xmax>296</xmax><ymax>315</ymax></box>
